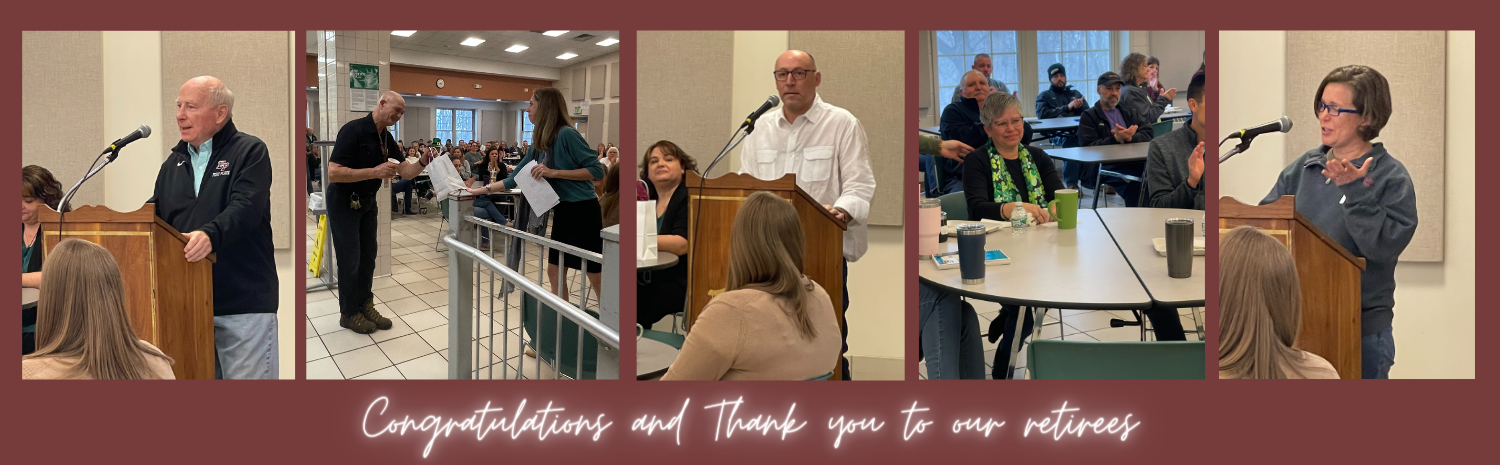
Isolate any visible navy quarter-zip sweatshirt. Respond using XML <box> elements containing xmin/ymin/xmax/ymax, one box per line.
<box><xmin>1260</xmin><ymin>143</ymin><xmax>1417</xmax><ymax>336</ymax></box>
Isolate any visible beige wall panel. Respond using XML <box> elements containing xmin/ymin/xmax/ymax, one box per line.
<box><xmin>22</xmin><ymin>32</ymin><xmax>105</xmax><ymax>208</ymax></box>
<box><xmin>636</xmin><ymin>31</ymin><xmax>735</xmax><ymax>177</ymax></box>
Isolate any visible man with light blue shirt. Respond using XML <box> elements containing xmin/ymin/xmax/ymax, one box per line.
<box><xmin>149</xmin><ymin>76</ymin><xmax>280</xmax><ymax>379</ymax></box>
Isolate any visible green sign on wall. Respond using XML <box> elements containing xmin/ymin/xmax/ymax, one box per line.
<box><xmin>349</xmin><ymin>64</ymin><xmax>380</xmax><ymax>90</ymax></box>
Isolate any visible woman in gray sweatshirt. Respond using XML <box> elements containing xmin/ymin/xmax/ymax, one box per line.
<box><xmin>1259</xmin><ymin>65</ymin><xmax>1418</xmax><ymax>379</ymax></box>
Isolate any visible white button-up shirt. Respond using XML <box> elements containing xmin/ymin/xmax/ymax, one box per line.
<box><xmin>739</xmin><ymin>94</ymin><xmax>876</xmax><ymax>262</ymax></box>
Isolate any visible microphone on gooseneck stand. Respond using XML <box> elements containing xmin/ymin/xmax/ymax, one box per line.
<box><xmin>106</xmin><ymin>124</ymin><xmax>152</xmax><ymax>161</ymax></box>
<box><xmin>737</xmin><ymin>95</ymin><xmax>781</xmax><ymax>134</ymax></box>
<box><xmin>58</xmin><ymin>124</ymin><xmax>153</xmax><ymax>232</ymax></box>
<box><xmin>1219</xmin><ymin>117</ymin><xmax>1291</xmax><ymax>164</ymax></box>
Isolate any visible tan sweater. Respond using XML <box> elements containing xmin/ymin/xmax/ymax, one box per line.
<box><xmin>1218</xmin><ymin>350</ymin><xmax>1339</xmax><ymax>379</ymax></box>
<box><xmin>22</xmin><ymin>340</ymin><xmax>177</xmax><ymax>380</ymax></box>
<box><xmin>662</xmin><ymin>280</ymin><xmax>842</xmax><ymax>381</ymax></box>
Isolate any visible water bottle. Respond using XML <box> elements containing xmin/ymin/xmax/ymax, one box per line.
<box><xmin>1010</xmin><ymin>203</ymin><xmax>1029</xmax><ymax>230</ymax></box>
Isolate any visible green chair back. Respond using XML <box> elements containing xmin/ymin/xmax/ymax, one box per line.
<box><xmin>1151</xmin><ymin>121</ymin><xmax>1174</xmax><ymax>139</ymax></box>
<box><xmin>806</xmin><ymin>371</ymin><xmax>834</xmax><ymax>381</ymax></box>
<box><xmin>640</xmin><ymin>329</ymin><xmax>685</xmax><ymax>350</ymax></box>
<box><xmin>938</xmin><ymin>191</ymin><xmax>968</xmax><ymax>222</ymax></box>
<box><xmin>1027</xmin><ymin>340</ymin><xmax>1205</xmax><ymax>380</ymax></box>
<box><xmin>521</xmin><ymin>293</ymin><xmax>600</xmax><ymax>379</ymax></box>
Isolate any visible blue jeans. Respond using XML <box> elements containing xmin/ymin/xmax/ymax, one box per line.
<box><xmin>392</xmin><ymin>179</ymin><xmax>415</xmax><ymax>213</ymax></box>
<box><xmin>1362</xmin><ymin>327</ymin><xmax>1396</xmax><ymax>379</ymax></box>
<box><xmin>473</xmin><ymin>196</ymin><xmax>507</xmax><ymax>242</ymax></box>
<box><xmin>213</xmin><ymin>313</ymin><xmax>279</xmax><ymax>380</ymax></box>
<box><xmin>918</xmin><ymin>284</ymin><xmax>985</xmax><ymax>379</ymax></box>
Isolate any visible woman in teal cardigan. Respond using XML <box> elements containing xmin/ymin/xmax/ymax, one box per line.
<box><xmin>469</xmin><ymin>88</ymin><xmax>605</xmax><ymax>298</ymax></box>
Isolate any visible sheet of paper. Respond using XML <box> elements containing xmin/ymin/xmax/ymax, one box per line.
<box><xmin>425</xmin><ymin>157</ymin><xmax>467</xmax><ymax>199</ymax></box>
<box><xmin>513</xmin><ymin>161</ymin><xmax>560</xmax><ymax>216</ymax></box>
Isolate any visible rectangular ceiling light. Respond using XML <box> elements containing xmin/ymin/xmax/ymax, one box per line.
<box><xmin>460</xmin><ymin>37</ymin><xmax>485</xmax><ymax>46</ymax></box>
<box><xmin>556</xmin><ymin>52</ymin><xmax>578</xmax><ymax>60</ymax></box>
<box><xmin>596</xmin><ymin>38</ymin><xmax>619</xmax><ymax>46</ymax></box>
<box><xmin>542</xmin><ymin>30</ymin><xmax>569</xmax><ymax>37</ymax></box>
<box><xmin>390</xmin><ymin>31</ymin><xmax>417</xmax><ymax>37</ymax></box>
<box><xmin>505</xmin><ymin>44</ymin><xmax>529</xmax><ymax>53</ymax></box>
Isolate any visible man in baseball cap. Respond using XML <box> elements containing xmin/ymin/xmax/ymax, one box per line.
<box><xmin>1076</xmin><ymin>71</ymin><xmax>1152</xmax><ymax>207</ymax></box>
<box><xmin>1036</xmin><ymin>63</ymin><xmax>1089</xmax><ymax>187</ymax></box>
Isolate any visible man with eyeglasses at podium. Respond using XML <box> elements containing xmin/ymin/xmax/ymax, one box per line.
<box><xmin>738</xmin><ymin>50</ymin><xmax>876</xmax><ymax>380</ymax></box>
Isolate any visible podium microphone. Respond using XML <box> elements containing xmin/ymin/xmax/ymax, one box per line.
<box><xmin>109</xmin><ymin>124</ymin><xmax>153</xmax><ymax>154</ymax></box>
<box><xmin>1220</xmin><ymin>117</ymin><xmax>1291</xmax><ymax>164</ymax></box>
<box><xmin>1227</xmin><ymin>116</ymin><xmax>1291</xmax><ymax>141</ymax></box>
<box><xmin>738</xmin><ymin>95</ymin><xmax>780</xmax><ymax>134</ymax></box>
<box><xmin>59</xmin><ymin>124</ymin><xmax>153</xmax><ymax>223</ymax></box>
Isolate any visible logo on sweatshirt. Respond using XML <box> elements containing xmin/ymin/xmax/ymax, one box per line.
<box><xmin>212</xmin><ymin>160</ymin><xmax>232</xmax><ymax>178</ymax></box>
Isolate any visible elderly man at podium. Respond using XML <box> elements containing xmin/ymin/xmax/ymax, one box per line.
<box><xmin>739</xmin><ymin>50</ymin><xmax>876</xmax><ymax>379</ymax></box>
<box><xmin>1259</xmin><ymin>65</ymin><xmax>1417</xmax><ymax>379</ymax></box>
<box><xmin>149</xmin><ymin>76</ymin><xmax>279</xmax><ymax>379</ymax></box>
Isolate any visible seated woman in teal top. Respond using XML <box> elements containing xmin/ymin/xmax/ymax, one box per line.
<box><xmin>21</xmin><ymin>165</ymin><xmax>68</xmax><ymax>355</ymax></box>
<box><xmin>468</xmin><ymin>87</ymin><xmax>605</xmax><ymax>299</ymax></box>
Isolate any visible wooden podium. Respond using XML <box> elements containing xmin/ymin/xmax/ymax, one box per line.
<box><xmin>37</xmin><ymin>205</ymin><xmax>217</xmax><ymax>379</ymax></box>
<box><xmin>683</xmin><ymin>172</ymin><xmax>848</xmax><ymax>379</ymax></box>
<box><xmin>1219</xmin><ymin>196</ymin><xmax>1365</xmax><ymax>378</ymax></box>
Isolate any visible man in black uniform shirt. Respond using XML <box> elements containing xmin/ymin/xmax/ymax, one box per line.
<box><xmin>327</xmin><ymin>91</ymin><xmax>432</xmax><ymax>334</ymax></box>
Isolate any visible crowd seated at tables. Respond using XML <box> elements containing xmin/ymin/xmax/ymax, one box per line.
<box><xmin>915</xmin><ymin>53</ymin><xmax>1206</xmax><ymax>380</ymax></box>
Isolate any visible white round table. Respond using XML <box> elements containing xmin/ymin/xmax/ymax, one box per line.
<box><xmin>22</xmin><ymin>288</ymin><xmax>39</xmax><ymax>309</ymax></box>
<box><xmin>1093</xmin><ymin>208</ymin><xmax>1206</xmax><ymax>307</ymax></box>
<box><xmin>637</xmin><ymin>252</ymin><xmax>680</xmax><ymax>272</ymax></box>
<box><xmin>918</xmin><ymin>211</ymin><xmax>1153</xmax><ymax>379</ymax></box>
<box><xmin>636</xmin><ymin>338</ymin><xmax>679</xmax><ymax>379</ymax></box>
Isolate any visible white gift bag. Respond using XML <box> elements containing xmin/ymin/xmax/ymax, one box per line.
<box><xmin>637</xmin><ymin>200</ymin><xmax>658</xmax><ymax>260</ymax></box>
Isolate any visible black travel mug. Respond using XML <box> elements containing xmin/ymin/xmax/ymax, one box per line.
<box><xmin>1166</xmin><ymin>218</ymin><xmax>1194</xmax><ymax>279</ymax></box>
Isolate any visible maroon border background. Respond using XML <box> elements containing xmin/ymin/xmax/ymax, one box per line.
<box><xmin>8</xmin><ymin>3</ymin><xmax>1490</xmax><ymax>464</ymax></box>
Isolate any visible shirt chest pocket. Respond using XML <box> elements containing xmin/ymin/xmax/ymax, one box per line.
<box><xmin>799</xmin><ymin>146</ymin><xmax>835</xmax><ymax>182</ymax></box>
<box><xmin>755</xmin><ymin>148</ymin><xmax>779</xmax><ymax>173</ymax></box>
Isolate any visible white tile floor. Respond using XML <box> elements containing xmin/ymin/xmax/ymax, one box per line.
<box><xmin>918</xmin><ymin>299</ymin><xmax>1202</xmax><ymax>380</ymax></box>
<box><xmin>305</xmin><ymin>199</ymin><xmax>601</xmax><ymax>380</ymax></box>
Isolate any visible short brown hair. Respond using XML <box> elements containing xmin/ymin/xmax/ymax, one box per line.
<box><xmin>639</xmin><ymin>140</ymin><xmax>698</xmax><ymax>182</ymax></box>
<box><xmin>1314</xmin><ymin>65</ymin><xmax>1392</xmax><ymax>141</ymax></box>
<box><xmin>22</xmin><ymin>165</ymin><xmax>68</xmax><ymax>212</ymax></box>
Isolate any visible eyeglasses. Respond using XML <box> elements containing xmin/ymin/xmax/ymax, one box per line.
<box><xmin>773</xmin><ymin>68</ymin><xmax>817</xmax><ymax>82</ymax></box>
<box><xmin>989</xmin><ymin>117</ymin><xmax>1024</xmax><ymax>129</ymax></box>
<box><xmin>1316</xmin><ymin>101</ymin><xmax>1360</xmax><ymax>117</ymax></box>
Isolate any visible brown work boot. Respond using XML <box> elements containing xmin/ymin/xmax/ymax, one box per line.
<box><xmin>340</xmin><ymin>312</ymin><xmax>377</xmax><ymax>334</ymax></box>
<box><xmin>362</xmin><ymin>298</ymin><xmax>393</xmax><ymax>330</ymax></box>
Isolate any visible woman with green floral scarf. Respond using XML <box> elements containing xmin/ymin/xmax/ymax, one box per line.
<box><xmin>960</xmin><ymin>92</ymin><xmax>1065</xmax><ymax>379</ymax></box>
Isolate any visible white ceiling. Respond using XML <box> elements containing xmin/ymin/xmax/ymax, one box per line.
<box><xmin>306</xmin><ymin>30</ymin><xmax>619</xmax><ymax>69</ymax></box>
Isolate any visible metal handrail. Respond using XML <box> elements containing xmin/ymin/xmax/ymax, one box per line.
<box><xmin>465</xmin><ymin>215</ymin><xmax>603</xmax><ymax>263</ymax></box>
<box><xmin>442</xmin><ymin>235</ymin><xmax>620</xmax><ymax>350</ymax></box>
